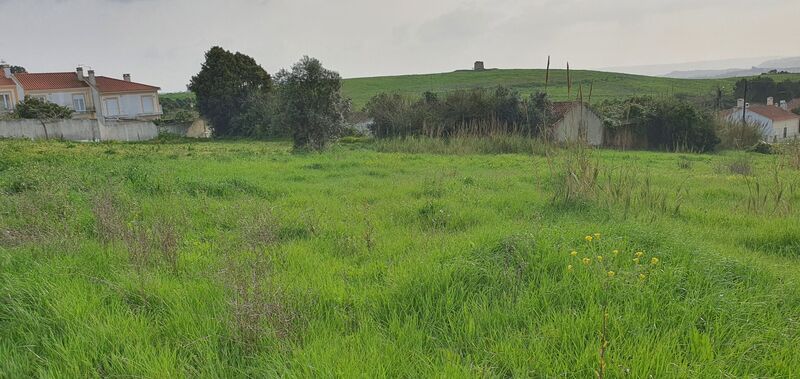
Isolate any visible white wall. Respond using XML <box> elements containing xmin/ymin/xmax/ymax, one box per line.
<box><xmin>101</xmin><ymin>92</ymin><xmax>160</xmax><ymax>118</ymax></box>
<box><xmin>0</xmin><ymin>119</ymin><xmax>157</xmax><ymax>142</ymax></box>
<box><xmin>554</xmin><ymin>105</ymin><xmax>604</xmax><ymax>146</ymax></box>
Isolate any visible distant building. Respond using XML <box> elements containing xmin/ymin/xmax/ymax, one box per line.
<box><xmin>0</xmin><ymin>64</ymin><xmax>161</xmax><ymax>120</ymax></box>
<box><xmin>550</xmin><ymin>101</ymin><xmax>604</xmax><ymax>146</ymax></box>
<box><xmin>474</xmin><ymin>61</ymin><xmax>485</xmax><ymax>71</ymax></box>
<box><xmin>723</xmin><ymin>97</ymin><xmax>800</xmax><ymax>142</ymax></box>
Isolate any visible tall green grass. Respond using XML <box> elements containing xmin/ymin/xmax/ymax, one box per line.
<box><xmin>1</xmin><ymin>139</ymin><xmax>799</xmax><ymax>377</ymax></box>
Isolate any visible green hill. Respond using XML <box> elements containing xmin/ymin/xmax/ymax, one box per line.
<box><xmin>162</xmin><ymin>70</ymin><xmax>800</xmax><ymax>109</ymax></box>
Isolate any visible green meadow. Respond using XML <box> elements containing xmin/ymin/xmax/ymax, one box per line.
<box><xmin>162</xmin><ymin>69</ymin><xmax>800</xmax><ymax>109</ymax></box>
<box><xmin>1</xmin><ymin>139</ymin><xmax>799</xmax><ymax>377</ymax></box>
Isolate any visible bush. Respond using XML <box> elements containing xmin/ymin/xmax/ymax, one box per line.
<box><xmin>276</xmin><ymin>56</ymin><xmax>349</xmax><ymax>150</ymax></box>
<box><xmin>13</xmin><ymin>97</ymin><xmax>73</xmax><ymax>119</ymax></box>
<box><xmin>596</xmin><ymin>96</ymin><xmax>719</xmax><ymax>152</ymax></box>
<box><xmin>365</xmin><ymin>87</ymin><xmax>551</xmax><ymax>138</ymax></box>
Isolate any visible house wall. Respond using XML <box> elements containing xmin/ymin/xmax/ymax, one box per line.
<box><xmin>25</xmin><ymin>88</ymin><xmax>95</xmax><ymax>117</ymax></box>
<box><xmin>100</xmin><ymin>91</ymin><xmax>161</xmax><ymax>119</ymax></box>
<box><xmin>553</xmin><ymin>105</ymin><xmax>604</xmax><ymax>146</ymax></box>
<box><xmin>0</xmin><ymin>119</ymin><xmax>157</xmax><ymax>142</ymax></box>
<box><xmin>726</xmin><ymin>109</ymin><xmax>800</xmax><ymax>141</ymax></box>
<box><xmin>772</xmin><ymin>119</ymin><xmax>800</xmax><ymax>141</ymax></box>
<box><xmin>0</xmin><ymin>85</ymin><xmax>18</xmax><ymax>113</ymax></box>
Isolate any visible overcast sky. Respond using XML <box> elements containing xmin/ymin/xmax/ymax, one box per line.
<box><xmin>1</xmin><ymin>0</ymin><xmax>798</xmax><ymax>92</ymax></box>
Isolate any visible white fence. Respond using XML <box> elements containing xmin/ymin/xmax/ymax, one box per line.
<box><xmin>0</xmin><ymin>119</ymin><xmax>159</xmax><ymax>142</ymax></box>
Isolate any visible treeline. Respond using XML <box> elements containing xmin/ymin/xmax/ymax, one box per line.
<box><xmin>734</xmin><ymin>76</ymin><xmax>800</xmax><ymax>103</ymax></box>
<box><xmin>189</xmin><ymin>47</ymin><xmax>348</xmax><ymax>150</ymax></box>
<box><xmin>595</xmin><ymin>96</ymin><xmax>719</xmax><ymax>152</ymax></box>
<box><xmin>365</xmin><ymin>88</ymin><xmax>553</xmax><ymax>138</ymax></box>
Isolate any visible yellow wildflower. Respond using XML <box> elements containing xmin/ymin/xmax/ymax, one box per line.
<box><xmin>612</xmin><ymin>249</ymin><xmax>620</xmax><ymax>255</ymax></box>
<box><xmin>633</xmin><ymin>258</ymin><xmax>641</xmax><ymax>264</ymax></box>
<box><xmin>597</xmin><ymin>256</ymin><xmax>604</xmax><ymax>262</ymax></box>
<box><xmin>582</xmin><ymin>257</ymin><xmax>591</xmax><ymax>265</ymax></box>
<box><xmin>570</xmin><ymin>251</ymin><xmax>578</xmax><ymax>257</ymax></box>
<box><xmin>635</xmin><ymin>251</ymin><xmax>645</xmax><ymax>258</ymax></box>
<box><xmin>585</xmin><ymin>235</ymin><xmax>593</xmax><ymax>242</ymax></box>
<box><xmin>651</xmin><ymin>257</ymin><xmax>660</xmax><ymax>265</ymax></box>
<box><xmin>594</xmin><ymin>233</ymin><xmax>601</xmax><ymax>239</ymax></box>
<box><xmin>639</xmin><ymin>274</ymin><xmax>646</xmax><ymax>280</ymax></box>
<box><xmin>607</xmin><ymin>271</ymin><xmax>616</xmax><ymax>278</ymax></box>
<box><xmin>567</xmin><ymin>265</ymin><xmax>574</xmax><ymax>272</ymax></box>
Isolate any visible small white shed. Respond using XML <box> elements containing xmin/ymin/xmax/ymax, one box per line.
<box><xmin>550</xmin><ymin>102</ymin><xmax>604</xmax><ymax>146</ymax></box>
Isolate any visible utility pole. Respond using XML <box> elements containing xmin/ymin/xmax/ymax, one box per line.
<box><xmin>742</xmin><ymin>79</ymin><xmax>748</xmax><ymax>126</ymax></box>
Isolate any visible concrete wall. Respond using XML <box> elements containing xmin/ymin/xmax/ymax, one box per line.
<box><xmin>553</xmin><ymin>105</ymin><xmax>604</xmax><ymax>146</ymax></box>
<box><xmin>159</xmin><ymin>118</ymin><xmax>211</xmax><ymax>138</ymax></box>
<box><xmin>0</xmin><ymin>119</ymin><xmax>157</xmax><ymax>142</ymax></box>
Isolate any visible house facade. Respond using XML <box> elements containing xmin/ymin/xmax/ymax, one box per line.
<box><xmin>550</xmin><ymin>101</ymin><xmax>604</xmax><ymax>146</ymax></box>
<box><xmin>0</xmin><ymin>64</ymin><xmax>161</xmax><ymax>120</ymax></box>
<box><xmin>724</xmin><ymin>98</ymin><xmax>800</xmax><ymax>142</ymax></box>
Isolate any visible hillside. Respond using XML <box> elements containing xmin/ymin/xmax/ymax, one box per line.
<box><xmin>162</xmin><ymin>70</ymin><xmax>800</xmax><ymax>109</ymax></box>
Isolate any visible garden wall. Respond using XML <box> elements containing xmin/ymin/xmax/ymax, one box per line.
<box><xmin>0</xmin><ymin>119</ymin><xmax>158</xmax><ymax>142</ymax></box>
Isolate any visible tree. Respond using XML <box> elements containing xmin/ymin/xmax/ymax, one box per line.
<box><xmin>188</xmin><ymin>46</ymin><xmax>272</xmax><ymax>137</ymax></box>
<box><xmin>10</xmin><ymin>65</ymin><xmax>26</xmax><ymax>74</ymax></box>
<box><xmin>276</xmin><ymin>56</ymin><xmax>349</xmax><ymax>150</ymax></box>
<box><xmin>13</xmin><ymin>97</ymin><xmax>72</xmax><ymax>119</ymax></box>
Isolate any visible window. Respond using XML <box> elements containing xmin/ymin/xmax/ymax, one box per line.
<box><xmin>72</xmin><ymin>94</ymin><xmax>86</xmax><ymax>112</ymax></box>
<box><xmin>104</xmin><ymin>98</ymin><xmax>120</xmax><ymax>116</ymax></box>
<box><xmin>141</xmin><ymin>95</ymin><xmax>155</xmax><ymax>114</ymax></box>
<box><xmin>784</xmin><ymin>127</ymin><xmax>788</xmax><ymax>139</ymax></box>
<box><xmin>0</xmin><ymin>93</ymin><xmax>11</xmax><ymax>111</ymax></box>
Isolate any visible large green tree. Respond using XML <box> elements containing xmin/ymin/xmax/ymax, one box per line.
<box><xmin>188</xmin><ymin>46</ymin><xmax>272</xmax><ymax>137</ymax></box>
<box><xmin>276</xmin><ymin>56</ymin><xmax>349</xmax><ymax>150</ymax></box>
<box><xmin>13</xmin><ymin>97</ymin><xmax>72</xmax><ymax>119</ymax></box>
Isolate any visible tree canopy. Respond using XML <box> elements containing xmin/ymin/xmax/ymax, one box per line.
<box><xmin>275</xmin><ymin>56</ymin><xmax>348</xmax><ymax>150</ymax></box>
<box><xmin>13</xmin><ymin>97</ymin><xmax>73</xmax><ymax>119</ymax></box>
<box><xmin>188</xmin><ymin>46</ymin><xmax>272</xmax><ymax>137</ymax></box>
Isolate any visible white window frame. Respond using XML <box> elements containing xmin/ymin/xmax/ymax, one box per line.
<box><xmin>72</xmin><ymin>94</ymin><xmax>86</xmax><ymax>112</ymax></box>
<box><xmin>0</xmin><ymin>92</ymin><xmax>11</xmax><ymax>111</ymax></box>
<box><xmin>104</xmin><ymin>97</ymin><xmax>120</xmax><ymax>116</ymax></box>
<box><xmin>140</xmin><ymin>95</ymin><xmax>155</xmax><ymax>114</ymax></box>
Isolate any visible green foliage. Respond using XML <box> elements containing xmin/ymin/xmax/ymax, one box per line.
<box><xmin>596</xmin><ymin>96</ymin><xmax>719</xmax><ymax>152</ymax></box>
<box><xmin>13</xmin><ymin>97</ymin><xmax>73</xmax><ymax>119</ymax></box>
<box><xmin>276</xmin><ymin>56</ymin><xmax>348</xmax><ymax>150</ymax></box>
<box><xmin>188</xmin><ymin>46</ymin><xmax>272</xmax><ymax>137</ymax></box>
<box><xmin>365</xmin><ymin>87</ymin><xmax>552</xmax><ymax>138</ymax></box>
<box><xmin>1</xmin><ymin>140</ymin><xmax>799</xmax><ymax>377</ymax></box>
<box><xmin>734</xmin><ymin>76</ymin><xmax>800</xmax><ymax>103</ymax></box>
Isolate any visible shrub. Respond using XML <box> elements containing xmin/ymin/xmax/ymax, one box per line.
<box><xmin>13</xmin><ymin>97</ymin><xmax>73</xmax><ymax>119</ymax></box>
<box><xmin>276</xmin><ymin>56</ymin><xmax>349</xmax><ymax>150</ymax></box>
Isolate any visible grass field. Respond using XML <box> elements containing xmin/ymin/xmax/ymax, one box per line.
<box><xmin>1</xmin><ymin>139</ymin><xmax>800</xmax><ymax>377</ymax></box>
<box><xmin>162</xmin><ymin>69</ymin><xmax>800</xmax><ymax>109</ymax></box>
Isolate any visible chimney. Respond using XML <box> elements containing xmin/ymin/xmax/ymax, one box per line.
<box><xmin>76</xmin><ymin>67</ymin><xmax>84</xmax><ymax>81</ymax></box>
<box><xmin>780</xmin><ymin>100</ymin><xmax>788</xmax><ymax>110</ymax></box>
<box><xmin>1</xmin><ymin>63</ymin><xmax>10</xmax><ymax>78</ymax></box>
<box><xmin>123</xmin><ymin>73</ymin><xmax>131</xmax><ymax>82</ymax></box>
<box><xmin>87</xmin><ymin>70</ymin><xmax>96</xmax><ymax>85</ymax></box>
<box><xmin>767</xmin><ymin>97</ymin><xmax>774</xmax><ymax>106</ymax></box>
<box><xmin>737</xmin><ymin>98</ymin><xmax>745</xmax><ymax>108</ymax></box>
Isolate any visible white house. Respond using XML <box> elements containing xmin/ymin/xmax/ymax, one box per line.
<box><xmin>725</xmin><ymin>97</ymin><xmax>800</xmax><ymax>142</ymax></box>
<box><xmin>550</xmin><ymin>101</ymin><xmax>604</xmax><ymax>146</ymax></box>
<box><xmin>0</xmin><ymin>64</ymin><xmax>161</xmax><ymax>121</ymax></box>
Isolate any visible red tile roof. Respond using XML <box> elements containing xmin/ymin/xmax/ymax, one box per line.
<box><xmin>95</xmin><ymin>76</ymin><xmax>159</xmax><ymax>93</ymax></box>
<box><xmin>748</xmin><ymin>104</ymin><xmax>800</xmax><ymax>122</ymax></box>
<box><xmin>0</xmin><ymin>71</ymin><xmax>16</xmax><ymax>86</ymax></box>
<box><xmin>10</xmin><ymin>72</ymin><xmax>159</xmax><ymax>93</ymax></box>
<box><xmin>14</xmin><ymin>72</ymin><xmax>88</xmax><ymax>90</ymax></box>
<box><xmin>788</xmin><ymin>99</ymin><xmax>800</xmax><ymax>111</ymax></box>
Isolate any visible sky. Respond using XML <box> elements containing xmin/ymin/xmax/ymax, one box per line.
<box><xmin>1</xmin><ymin>0</ymin><xmax>798</xmax><ymax>92</ymax></box>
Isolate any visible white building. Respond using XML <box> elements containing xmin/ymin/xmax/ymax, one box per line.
<box><xmin>725</xmin><ymin>97</ymin><xmax>800</xmax><ymax>142</ymax></box>
<box><xmin>0</xmin><ymin>64</ymin><xmax>161</xmax><ymax>120</ymax></box>
<box><xmin>550</xmin><ymin>102</ymin><xmax>605</xmax><ymax>146</ymax></box>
